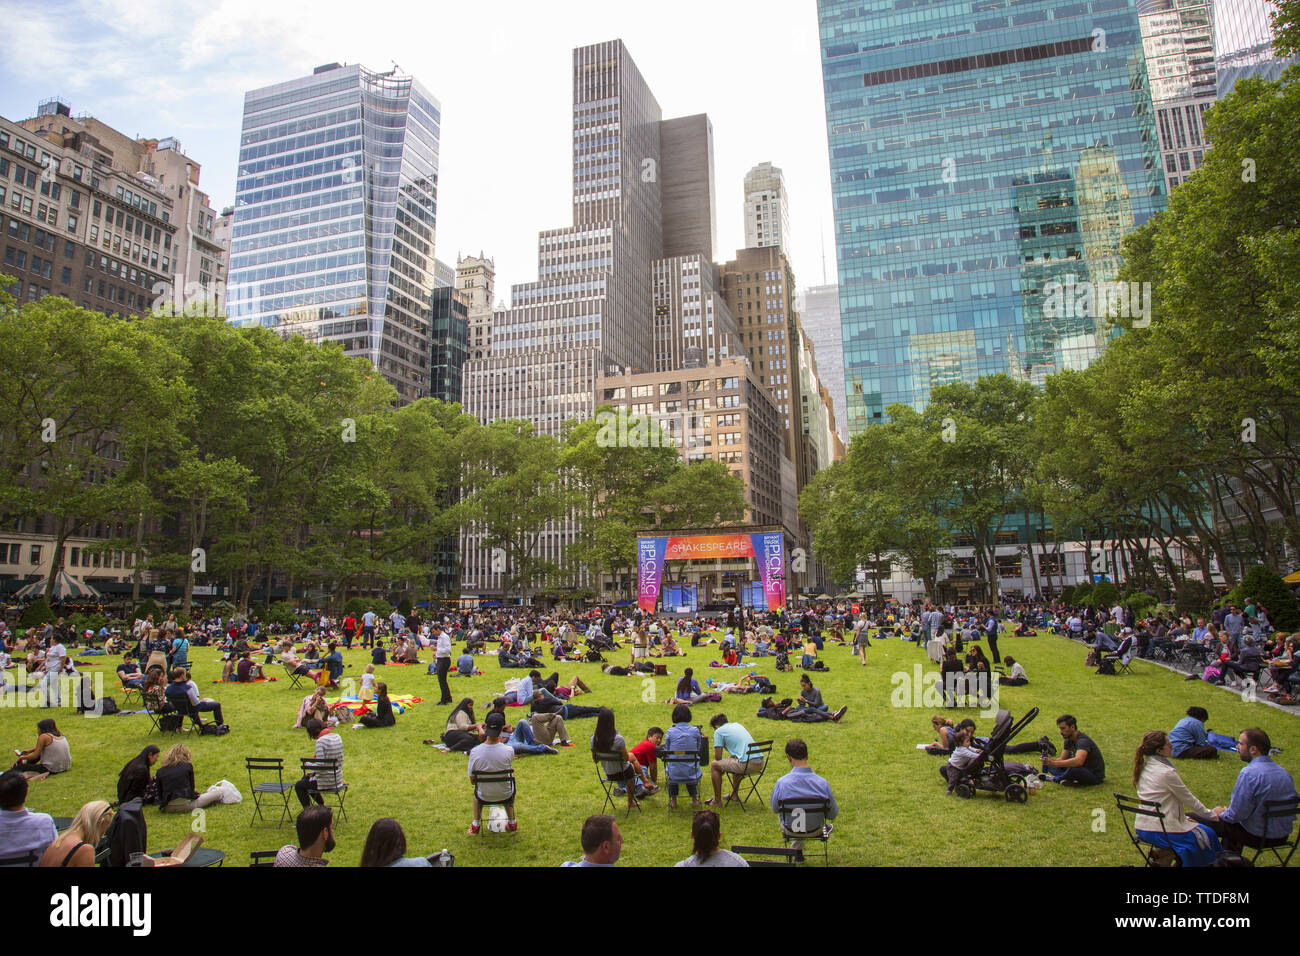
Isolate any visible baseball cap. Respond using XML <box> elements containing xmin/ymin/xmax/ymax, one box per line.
<box><xmin>485</xmin><ymin>712</ymin><xmax>506</xmax><ymax>733</ymax></box>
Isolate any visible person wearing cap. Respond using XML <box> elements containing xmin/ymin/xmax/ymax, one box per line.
<box><xmin>467</xmin><ymin>712</ymin><xmax>516</xmax><ymax>835</ymax></box>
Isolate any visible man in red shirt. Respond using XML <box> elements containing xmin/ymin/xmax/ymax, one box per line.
<box><xmin>630</xmin><ymin>727</ymin><xmax>664</xmax><ymax>789</ymax></box>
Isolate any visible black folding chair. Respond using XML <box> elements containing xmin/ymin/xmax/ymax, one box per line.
<box><xmin>1245</xmin><ymin>799</ymin><xmax>1299</xmax><ymax>867</ymax></box>
<box><xmin>282</xmin><ymin>662</ymin><xmax>306</xmax><ymax>690</ymax></box>
<box><xmin>1113</xmin><ymin>793</ymin><xmax>1178</xmax><ymax>866</ymax></box>
<box><xmin>249</xmin><ymin>850</ymin><xmax>278</xmax><ymax>867</ymax></box>
<box><xmin>300</xmin><ymin>757</ymin><xmax>348</xmax><ymax>824</ymax></box>
<box><xmin>164</xmin><ymin>694</ymin><xmax>204</xmax><ymax>732</ymax></box>
<box><xmin>775</xmin><ymin>797</ymin><xmax>834</xmax><ymax>865</ymax></box>
<box><xmin>726</xmin><ymin>740</ymin><xmax>773</xmax><ymax>810</ymax></box>
<box><xmin>246</xmin><ymin>757</ymin><xmax>293</xmax><ymax>827</ymax></box>
<box><xmin>0</xmin><ymin>849</ymin><xmax>39</xmax><ymax>867</ymax></box>
<box><xmin>593</xmin><ymin>750</ymin><xmax>641</xmax><ymax>818</ymax></box>
<box><xmin>470</xmin><ymin>769</ymin><xmax>517</xmax><ymax>835</ymax></box>
<box><xmin>730</xmin><ymin>844</ymin><xmax>800</xmax><ymax>867</ymax></box>
<box><xmin>663</xmin><ymin>750</ymin><xmax>702</xmax><ymax>806</ymax></box>
<box><xmin>117</xmin><ymin>679</ymin><xmax>142</xmax><ymax>709</ymax></box>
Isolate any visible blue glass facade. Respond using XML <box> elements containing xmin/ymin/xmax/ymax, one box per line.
<box><xmin>228</xmin><ymin>64</ymin><xmax>440</xmax><ymax>403</ymax></box>
<box><xmin>819</xmin><ymin>0</ymin><xmax>1167</xmax><ymax>432</ymax></box>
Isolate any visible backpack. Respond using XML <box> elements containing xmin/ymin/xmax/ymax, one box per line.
<box><xmin>159</xmin><ymin>712</ymin><xmax>182</xmax><ymax>733</ymax></box>
<box><xmin>811</xmin><ymin>660</ymin><xmax>830</xmax><ymax>672</ymax></box>
<box><xmin>99</xmin><ymin>696</ymin><xmax>119</xmax><ymax>715</ymax></box>
<box><xmin>101</xmin><ymin>798</ymin><xmax>147</xmax><ymax>867</ymax></box>
<box><xmin>201</xmin><ymin>722</ymin><xmax>230</xmax><ymax>736</ymax></box>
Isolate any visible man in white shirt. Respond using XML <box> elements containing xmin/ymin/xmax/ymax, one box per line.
<box><xmin>360</xmin><ymin>610</ymin><xmax>378</xmax><ymax>649</ymax></box>
<box><xmin>43</xmin><ymin>638</ymin><xmax>66</xmax><ymax>707</ymax></box>
<box><xmin>467</xmin><ymin>713</ymin><xmax>516</xmax><ymax>835</ymax></box>
<box><xmin>434</xmin><ymin>625</ymin><xmax>453</xmax><ymax>705</ymax></box>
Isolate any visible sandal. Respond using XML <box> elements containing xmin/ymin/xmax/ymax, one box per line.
<box><xmin>703</xmin><ymin>798</ymin><xmax>724</xmax><ymax>808</ymax></box>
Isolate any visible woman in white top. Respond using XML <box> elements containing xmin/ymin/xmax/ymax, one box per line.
<box><xmin>10</xmin><ymin>718</ymin><xmax>70</xmax><ymax>776</ymax></box>
<box><xmin>674</xmin><ymin>810</ymin><xmax>748</xmax><ymax>867</ymax></box>
<box><xmin>1133</xmin><ymin>730</ymin><xmax>1222</xmax><ymax>866</ymax></box>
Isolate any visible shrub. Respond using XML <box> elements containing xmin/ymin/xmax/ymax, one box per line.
<box><xmin>266</xmin><ymin>601</ymin><xmax>297</xmax><ymax>627</ymax></box>
<box><xmin>1068</xmin><ymin>583</ymin><xmax>1093</xmax><ymax>605</ymax></box>
<box><xmin>397</xmin><ymin>596</ymin><xmax>413</xmax><ymax>617</ymax></box>
<box><xmin>1090</xmin><ymin>581</ymin><xmax>1120</xmax><ymax>608</ymax></box>
<box><xmin>132</xmin><ymin>598</ymin><xmax>161</xmax><ymax>622</ymax></box>
<box><xmin>1237</xmin><ymin>565</ymin><xmax>1300</xmax><ymax>631</ymax></box>
<box><xmin>1123</xmin><ymin>591</ymin><xmax>1158</xmax><ymax>616</ymax></box>
<box><xmin>19</xmin><ymin>597</ymin><xmax>54</xmax><ymax>626</ymax></box>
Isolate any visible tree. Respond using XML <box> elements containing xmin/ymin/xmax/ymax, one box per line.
<box><xmin>462</xmin><ymin>420</ymin><xmax>573</xmax><ymax>603</ymax></box>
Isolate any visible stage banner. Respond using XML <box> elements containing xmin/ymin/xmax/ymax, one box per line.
<box><xmin>637</xmin><ymin>532</ymin><xmax>785</xmax><ymax>613</ymax></box>
<box><xmin>750</xmin><ymin>532</ymin><xmax>786</xmax><ymax>611</ymax></box>
<box><xmin>637</xmin><ymin>536</ymin><xmax>669</xmax><ymax>615</ymax></box>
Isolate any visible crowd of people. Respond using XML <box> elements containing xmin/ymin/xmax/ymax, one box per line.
<box><xmin>1</xmin><ymin>592</ymin><xmax>1297</xmax><ymax>867</ymax></box>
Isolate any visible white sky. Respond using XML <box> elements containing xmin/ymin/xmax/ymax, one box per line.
<box><xmin>0</xmin><ymin>0</ymin><xmax>839</xmax><ymax>300</ymax></box>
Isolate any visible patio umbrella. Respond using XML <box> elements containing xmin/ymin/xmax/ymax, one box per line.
<box><xmin>14</xmin><ymin>571</ymin><xmax>103</xmax><ymax>602</ymax></box>
<box><xmin>1284</xmin><ymin>570</ymin><xmax>1300</xmax><ymax>584</ymax></box>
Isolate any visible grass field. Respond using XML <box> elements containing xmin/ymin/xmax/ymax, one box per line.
<box><xmin>3</xmin><ymin>626</ymin><xmax>1296</xmax><ymax>866</ymax></box>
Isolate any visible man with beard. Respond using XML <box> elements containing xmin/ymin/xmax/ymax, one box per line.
<box><xmin>1196</xmin><ymin>728</ymin><xmax>1297</xmax><ymax>852</ymax></box>
<box><xmin>275</xmin><ymin>805</ymin><xmax>335</xmax><ymax>866</ymax></box>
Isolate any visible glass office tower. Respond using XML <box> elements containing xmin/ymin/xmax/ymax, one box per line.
<box><xmin>228</xmin><ymin>63</ymin><xmax>441</xmax><ymax>403</ymax></box>
<box><xmin>1215</xmin><ymin>0</ymin><xmax>1298</xmax><ymax>94</ymax></box>
<box><xmin>818</xmin><ymin>0</ymin><xmax>1167</xmax><ymax>432</ymax></box>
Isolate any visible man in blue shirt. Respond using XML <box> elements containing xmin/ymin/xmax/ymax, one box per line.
<box><xmin>1199</xmin><ymin>728</ymin><xmax>1298</xmax><ymax>852</ymax></box>
<box><xmin>1168</xmin><ymin>706</ymin><xmax>1218</xmax><ymax>759</ymax></box>
<box><xmin>1222</xmin><ymin>607</ymin><xmax>1245</xmax><ymax>653</ymax></box>
<box><xmin>560</xmin><ymin>814</ymin><xmax>622</xmax><ymax>867</ymax></box>
<box><xmin>769</xmin><ymin>739</ymin><xmax>837</xmax><ymax>861</ymax></box>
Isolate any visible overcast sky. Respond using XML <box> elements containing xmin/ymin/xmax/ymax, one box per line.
<box><xmin>0</xmin><ymin>0</ymin><xmax>839</xmax><ymax>301</ymax></box>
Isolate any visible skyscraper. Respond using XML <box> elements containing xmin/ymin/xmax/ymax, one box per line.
<box><xmin>797</xmin><ymin>283</ymin><xmax>848</xmax><ymax>442</ymax></box>
<box><xmin>742</xmin><ymin>162</ymin><xmax>792</xmax><ymax>255</ymax></box>
<box><xmin>818</xmin><ymin>0</ymin><xmax>1166</xmax><ymax>432</ymax></box>
<box><xmin>1215</xmin><ymin>0</ymin><xmax>1298</xmax><ymax>93</ymax></box>
<box><xmin>1139</xmin><ymin>0</ymin><xmax>1218</xmax><ymax>191</ymax></box>
<box><xmin>460</xmin><ymin>40</ymin><xmax>727</xmax><ymax>598</ymax></box>
<box><xmin>227</xmin><ymin>63</ymin><xmax>441</xmax><ymax>403</ymax></box>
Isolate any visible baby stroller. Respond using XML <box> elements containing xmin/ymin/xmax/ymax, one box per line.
<box><xmin>946</xmin><ymin>707</ymin><xmax>1039</xmax><ymax>804</ymax></box>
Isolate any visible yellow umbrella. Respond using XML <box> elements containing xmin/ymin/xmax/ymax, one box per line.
<box><xmin>1284</xmin><ymin>570</ymin><xmax>1300</xmax><ymax>584</ymax></box>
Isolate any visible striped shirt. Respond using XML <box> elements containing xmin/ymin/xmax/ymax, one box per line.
<box><xmin>312</xmin><ymin>732</ymin><xmax>343</xmax><ymax>790</ymax></box>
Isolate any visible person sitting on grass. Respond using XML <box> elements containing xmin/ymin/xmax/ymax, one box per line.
<box><xmin>156</xmin><ymin>744</ymin><xmax>223</xmax><ymax>813</ymax></box>
<box><xmin>674</xmin><ymin>809</ymin><xmax>748</xmax><ymax>867</ymax></box>
<box><xmin>321</xmin><ymin>642</ymin><xmax>344</xmax><ymax>686</ymax></box>
<box><xmin>435</xmin><ymin>698</ymin><xmax>484</xmax><ymax>752</ymax></box>
<box><xmin>456</xmin><ymin>650</ymin><xmax>476</xmax><ymax>677</ymax></box>
<box><xmin>667</xmin><ymin>668</ymin><xmax>705</xmax><ymax>705</ymax></box>
<box><xmin>356</xmin><ymin>682</ymin><xmax>395</xmax><ymax>729</ymax></box>
<box><xmin>1168</xmin><ymin>706</ymin><xmax>1218</xmax><ymax>759</ymax></box>
<box><xmin>360</xmin><ymin>817</ymin><xmax>432</xmax><ymax>867</ymax></box>
<box><xmin>275</xmin><ymin>805</ymin><xmax>334</xmax><ymax>867</ymax></box>
<box><xmin>560</xmin><ymin>813</ymin><xmax>623</xmax><ymax>867</ymax></box>
<box><xmin>939</xmin><ymin>726</ymin><xmax>983</xmax><ymax>787</ymax></box>
<box><xmin>781</xmin><ymin>674</ymin><xmax>847</xmax><ymax>722</ymax></box>
<box><xmin>116</xmin><ymin>745</ymin><xmax>160</xmax><ymax>805</ymax></box>
<box><xmin>1040</xmin><ymin>714</ymin><xmax>1105</xmax><ymax>785</ymax></box>
<box><xmin>591</xmin><ymin>708</ymin><xmax>653</xmax><ymax>810</ymax></box>
<box><xmin>1132</xmin><ymin>730</ymin><xmax>1222</xmax><ymax>866</ymax></box>
<box><xmin>39</xmin><ymin>800</ymin><xmax>113</xmax><ymax>868</ymax></box>
<box><xmin>1001</xmin><ymin>656</ymin><xmax>1028</xmax><ymax>686</ymax></box>
<box><xmin>663</xmin><ymin>706</ymin><xmax>706</xmax><ymax>810</ymax></box>
<box><xmin>467</xmin><ymin>712</ymin><xmax>517</xmax><ymax>835</ymax></box>
<box><xmin>9</xmin><ymin>718</ymin><xmax>71</xmax><ymax>778</ymax></box>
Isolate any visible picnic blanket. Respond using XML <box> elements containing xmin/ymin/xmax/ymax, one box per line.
<box><xmin>384</xmin><ymin>661</ymin><xmax>424</xmax><ymax>666</ymax></box>
<box><xmin>327</xmin><ymin>693</ymin><xmax>423</xmax><ymax>716</ymax></box>
<box><xmin>214</xmin><ymin>677</ymin><xmax>278</xmax><ymax>683</ymax></box>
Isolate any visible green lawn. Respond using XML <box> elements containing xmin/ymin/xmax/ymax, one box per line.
<box><xmin>4</xmin><ymin>627</ymin><xmax>1295</xmax><ymax>866</ymax></box>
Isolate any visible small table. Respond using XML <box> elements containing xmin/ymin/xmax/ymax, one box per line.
<box><xmin>126</xmin><ymin>848</ymin><xmax>225</xmax><ymax>867</ymax></box>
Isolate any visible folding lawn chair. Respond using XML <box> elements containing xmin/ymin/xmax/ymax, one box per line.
<box><xmin>246</xmin><ymin>757</ymin><xmax>293</xmax><ymax>827</ymax></box>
